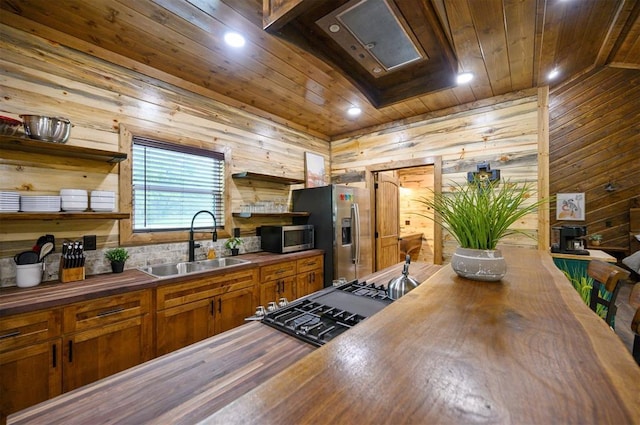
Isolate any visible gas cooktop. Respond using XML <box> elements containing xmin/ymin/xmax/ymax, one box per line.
<box><xmin>261</xmin><ymin>280</ymin><xmax>392</xmax><ymax>347</ymax></box>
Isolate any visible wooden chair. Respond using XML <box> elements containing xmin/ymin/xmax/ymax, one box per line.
<box><xmin>630</xmin><ymin>283</ymin><xmax>640</xmax><ymax>364</ymax></box>
<box><xmin>587</xmin><ymin>260</ymin><xmax>630</xmax><ymax>328</ymax></box>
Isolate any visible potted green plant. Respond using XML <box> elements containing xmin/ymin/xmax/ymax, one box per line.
<box><xmin>224</xmin><ymin>237</ymin><xmax>243</xmax><ymax>256</ymax></box>
<box><xmin>105</xmin><ymin>247</ymin><xmax>129</xmax><ymax>273</ymax></box>
<box><xmin>416</xmin><ymin>178</ymin><xmax>548</xmax><ymax>281</ymax></box>
<box><xmin>588</xmin><ymin>234</ymin><xmax>603</xmax><ymax>246</ymax></box>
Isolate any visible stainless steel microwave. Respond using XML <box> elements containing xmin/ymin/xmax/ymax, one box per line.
<box><xmin>260</xmin><ymin>225</ymin><xmax>314</xmax><ymax>253</ymax></box>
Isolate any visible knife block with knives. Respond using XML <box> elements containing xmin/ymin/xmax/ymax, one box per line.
<box><xmin>59</xmin><ymin>241</ymin><xmax>86</xmax><ymax>283</ymax></box>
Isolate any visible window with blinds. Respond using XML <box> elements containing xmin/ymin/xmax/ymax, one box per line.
<box><xmin>132</xmin><ymin>137</ymin><xmax>224</xmax><ymax>232</ymax></box>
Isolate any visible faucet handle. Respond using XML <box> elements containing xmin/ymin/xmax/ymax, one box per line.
<box><xmin>194</xmin><ymin>242</ymin><xmax>201</xmax><ymax>249</ymax></box>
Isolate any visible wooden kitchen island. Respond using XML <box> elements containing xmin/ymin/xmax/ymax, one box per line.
<box><xmin>8</xmin><ymin>249</ymin><xmax>640</xmax><ymax>424</ymax></box>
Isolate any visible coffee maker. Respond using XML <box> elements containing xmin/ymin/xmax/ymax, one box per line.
<box><xmin>551</xmin><ymin>225</ymin><xmax>589</xmax><ymax>255</ymax></box>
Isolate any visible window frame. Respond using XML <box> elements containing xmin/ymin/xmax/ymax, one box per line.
<box><xmin>119</xmin><ymin>124</ymin><xmax>232</xmax><ymax>246</ymax></box>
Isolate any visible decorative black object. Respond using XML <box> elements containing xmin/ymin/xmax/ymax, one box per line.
<box><xmin>231</xmin><ymin>248</ymin><xmax>239</xmax><ymax>256</ymax></box>
<box><xmin>467</xmin><ymin>162</ymin><xmax>501</xmax><ymax>186</ymax></box>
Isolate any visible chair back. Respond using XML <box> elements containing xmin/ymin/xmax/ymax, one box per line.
<box><xmin>587</xmin><ymin>260</ymin><xmax>630</xmax><ymax>327</ymax></box>
<box><xmin>630</xmin><ymin>284</ymin><xmax>640</xmax><ymax>364</ymax></box>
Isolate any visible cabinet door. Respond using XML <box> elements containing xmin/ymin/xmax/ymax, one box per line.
<box><xmin>297</xmin><ymin>269</ymin><xmax>324</xmax><ymax>298</ymax></box>
<box><xmin>0</xmin><ymin>309</ymin><xmax>63</xmax><ymax>420</ymax></box>
<box><xmin>0</xmin><ymin>340</ymin><xmax>62</xmax><ymax>421</ymax></box>
<box><xmin>260</xmin><ymin>276</ymin><xmax>297</xmax><ymax>306</ymax></box>
<box><xmin>63</xmin><ymin>315</ymin><xmax>150</xmax><ymax>392</ymax></box>
<box><xmin>156</xmin><ymin>299</ymin><xmax>215</xmax><ymax>356</ymax></box>
<box><xmin>214</xmin><ymin>287</ymin><xmax>256</xmax><ymax>335</ymax></box>
<box><xmin>62</xmin><ymin>290</ymin><xmax>152</xmax><ymax>392</ymax></box>
<box><xmin>296</xmin><ymin>255</ymin><xmax>325</xmax><ymax>298</ymax></box>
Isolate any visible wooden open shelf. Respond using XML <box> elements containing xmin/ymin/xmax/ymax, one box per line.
<box><xmin>231</xmin><ymin>171</ymin><xmax>303</xmax><ymax>185</ymax></box>
<box><xmin>232</xmin><ymin>212</ymin><xmax>310</xmax><ymax>218</ymax></box>
<box><xmin>0</xmin><ymin>212</ymin><xmax>130</xmax><ymax>220</ymax></box>
<box><xmin>0</xmin><ymin>136</ymin><xmax>127</xmax><ymax>163</ymax></box>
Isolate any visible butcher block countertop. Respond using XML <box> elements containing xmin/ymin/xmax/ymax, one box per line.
<box><xmin>0</xmin><ymin>249</ymin><xmax>324</xmax><ymax>316</ymax></box>
<box><xmin>7</xmin><ymin>261</ymin><xmax>442</xmax><ymax>425</ymax></box>
<box><xmin>208</xmin><ymin>248</ymin><xmax>640</xmax><ymax>425</ymax></box>
<box><xmin>9</xmin><ymin>249</ymin><xmax>640</xmax><ymax>424</ymax></box>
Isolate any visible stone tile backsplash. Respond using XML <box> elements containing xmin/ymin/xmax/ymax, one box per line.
<box><xmin>0</xmin><ymin>236</ymin><xmax>261</xmax><ymax>288</ymax></box>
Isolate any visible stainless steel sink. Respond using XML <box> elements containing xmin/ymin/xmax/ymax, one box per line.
<box><xmin>139</xmin><ymin>257</ymin><xmax>250</xmax><ymax>278</ymax></box>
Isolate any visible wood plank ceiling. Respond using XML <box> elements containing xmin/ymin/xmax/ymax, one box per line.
<box><xmin>0</xmin><ymin>0</ymin><xmax>639</xmax><ymax>139</ymax></box>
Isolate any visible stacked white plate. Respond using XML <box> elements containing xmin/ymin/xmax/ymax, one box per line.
<box><xmin>0</xmin><ymin>191</ymin><xmax>20</xmax><ymax>212</ymax></box>
<box><xmin>60</xmin><ymin>189</ymin><xmax>88</xmax><ymax>211</ymax></box>
<box><xmin>90</xmin><ymin>190</ymin><xmax>115</xmax><ymax>212</ymax></box>
<box><xmin>20</xmin><ymin>195</ymin><xmax>61</xmax><ymax>212</ymax></box>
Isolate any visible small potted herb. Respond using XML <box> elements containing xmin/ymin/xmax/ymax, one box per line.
<box><xmin>588</xmin><ymin>234</ymin><xmax>603</xmax><ymax>246</ymax></box>
<box><xmin>224</xmin><ymin>237</ymin><xmax>243</xmax><ymax>256</ymax></box>
<box><xmin>105</xmin><ymin>247</ymin><xmax>129</xmax><ymax>273</ymax></box>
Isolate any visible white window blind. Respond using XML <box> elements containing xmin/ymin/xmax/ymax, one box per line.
<box><xmin>132</xmin><ymin>137</ymin><xmax>224</xmax><ymax>232</ymax></box>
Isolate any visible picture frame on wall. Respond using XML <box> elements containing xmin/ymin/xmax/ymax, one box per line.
<box><xmin>556</xmin><ymin>193</ymin><xmax>585</xmax><ymax>221</ymax></box>
<box><xmin>304</xmin><ymin>152</ymin><xmax>325</xmax><ymax>188</ymax></box>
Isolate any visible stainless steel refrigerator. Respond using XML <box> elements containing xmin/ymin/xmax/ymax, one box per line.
<box><xmin>292</xmin><ymin>185</ymin><xmax>373</xmax><ymax>287</ymax></box>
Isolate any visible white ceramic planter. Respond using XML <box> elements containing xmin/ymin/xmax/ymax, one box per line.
<box><xmin>450</xmin><ymin>247</ymin><xmax>506</xmax><ymax>282</ymax></box>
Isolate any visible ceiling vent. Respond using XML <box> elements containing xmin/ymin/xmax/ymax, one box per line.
<box><xmin>263</xmin><ymin>0</ymin><xmax>458</xmax><ymax>107</ymax></box>
<box><xmin>317</xmin><ymin>0</ymin><xmax>426</xmax><ymax>77</ymax></box>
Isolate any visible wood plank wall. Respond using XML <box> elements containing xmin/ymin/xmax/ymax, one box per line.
<box><xmin>0</xmin><ymin>24</ymin><xmax>328</xmax><ymax>257</ymax></box>
<box><xmin>331</xmin><ymin>94</ymin><xmax>543</xmax><ymax>262</ymax></box>
<box><xmin>549</xmin><ymin>67</ymin><xmax>640</xmax><ymax>251</ymax></box>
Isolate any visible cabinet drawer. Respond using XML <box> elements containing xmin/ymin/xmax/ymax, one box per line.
<box><xmin>297</xmin><ymin>255</ymin><xmax>323</xmax><ymax>273</ymax></box>
<box><xmin>157</xmin><ymin>268</ymin><xmax>258</xmax><ymax>310</ymax></box>
<box><xmin>63</xmin><ymin>290</ymin><xmax>151</xmax><ymax>333</ymax></box>
<box><xmin>0</xmin><ymin>309</ymin><xmax>61</xmax><ymax>352</ymax></box>
<box><xmin>260</xmin><ymin>261</ymin><xmax>296</xmax><ymax>282</ymax></box>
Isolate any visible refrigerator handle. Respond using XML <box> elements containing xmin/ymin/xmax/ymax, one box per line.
<box><xmin>352</xmin><ymin>203</ymin><xmax>360</xmax><ymax>265</ymax></box>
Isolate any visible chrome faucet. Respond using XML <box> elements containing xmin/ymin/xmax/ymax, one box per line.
<box><xmin>188</xmin><ymin>210</ymin><xmax>218</xmax><ymax>262</ymax></box>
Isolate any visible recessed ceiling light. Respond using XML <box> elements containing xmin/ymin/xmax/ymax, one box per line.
<box><xmin>547</xmin><ymin>68</ymin><xmax>560</xmax><ymax>80</ymax></box>
<box><xmin>456</xmin><ymin>72</ymin><xmax>474</xmax><ymax>84</ymax></box>
<box><xmin>347</xmin><ymin>106</ymin><xmax>361</xmax><ymax>117</ymax></box>
<box><xmin>224</xmin><ymin>32</ymin><xmax>245</xmax><ymax>48</ymax></box>
<box><xmin>329</xmin><ymin>24</ymin><xmax>340</xmax><ymax>33</ymax></box>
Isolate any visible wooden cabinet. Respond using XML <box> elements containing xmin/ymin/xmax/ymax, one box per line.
<box><xmin>156</xmin><ymin>268</ymin><xmax>258</xmax><ymax>356</ymax></box>
<box><xmin>61</xmin><ymin>290</ymin><xmax>153</xmax><ymax>392</ymax></box>
<box><xmin>259</xmin><ymin>260</ymin><xmax>297</xmax><ymax>306</ymax></box>
<box><xmin>0</xmin><ymin>310</ymin><xmax>62</xmax><ymax>421</ymax></box>
<box><xmin>296</xmin><ymin>254</ymin><xmax>324</xmax><ymax>298</ymax></box>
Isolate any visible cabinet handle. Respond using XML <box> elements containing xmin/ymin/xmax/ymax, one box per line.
<box><xmin>0</xmin><ymin>330</ymin><xmax>20</xmax><ymax>340</ymax></box>
<box><xmin>276</xmin><ymin>269</ymin><xmax>286</xmax><ymax>274</ymax></box>
<box><xmin>68</xmin><ymin>340</ymin><xmax>73</xmax><ymax>363</ymax></box>
<box><xmin>97</xmin><ymin>307</ymin><xmax>125</xmax><ymax>317</ymax></box>
<box><xmin>311</xmin><ymin>271</ymin><xmax>315</xmax><ymax>283</ymax></box>
<box><xmin>210</xmin><ymin>300</ymin><xmax>215</xmax><ymax>317</ymax></box>
<box><xmin>218</xmin><ymin>298</ymin><xmax>222</xmax><ymax>314</ymax></box>
<box><xmin>52</xmin><ymin>343</ymin><xmax>57</xmax><ymax>368</ymax></box>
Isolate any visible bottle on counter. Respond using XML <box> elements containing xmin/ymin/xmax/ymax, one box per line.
<box><xmin>207</xmin><ymin>247</ymin><xmax>217</xmax><ymax>259</ymax></box>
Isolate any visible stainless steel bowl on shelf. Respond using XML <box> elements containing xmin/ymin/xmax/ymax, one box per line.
<box><xmin>20</xmin><ymin>115</ymin><xmax>71</xmax><ymax>143</ymax></box>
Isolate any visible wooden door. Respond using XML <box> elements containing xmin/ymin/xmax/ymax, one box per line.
<box><xmin>62</xmin><ymin>291</ymin><xmax>152</xmax><ymax>391</ymax></box>
<box><xmin>260</xmin><ymin>276</ymin><xmax>297</xmax><ymax>305</ymax></box>
<box><xmin>214</xmin><ymin>288</ymin><xmax>256</xmax><ymax>335</ymax></box>
<box><xmin>375</xmin><ymin>171</ymin><xmax>400</xmax><ymax>270</ymax></box>
<box><xmin>296</xmin><ymin>269</ymin><xmax>324</xmax><ymax>298</ymax></box>
<box><xmin>0</xmin><ymin>340</ymin><xmax>62</xmax><ymax>421</ymax></box>
<box><xmin>156</xmin><ymin>299</ymin><xmax>215</xmax><ymax>356</ymax></box>
<box><xmin>63</xmin><ymin>315</ymin><xmax>150</xmax><ymax>392</ymax></box>
<box><xmin>296</xmin><ymin>255</ymin><xmax>324</xmax><ymax>297</ymax></box>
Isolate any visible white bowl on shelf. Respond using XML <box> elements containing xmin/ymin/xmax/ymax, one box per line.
<box><xmin>90</xmin><ymin>190</ymin><xmax>115</xmax><ymax>198</ymax></box>
<box><xmin>61</xmin><ymin>200</ymin><xmax>88</xmax><ymax>211</ymax></box>
<box><xmin>60</xmin><ymin>189</ymin><xmax>88</xmax><ymax>196</ymax></box>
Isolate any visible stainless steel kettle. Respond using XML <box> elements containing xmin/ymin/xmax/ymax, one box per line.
<box><xmin>388</xmin><ymin>255</ymin><xmax>420</xmax><ymax>300</ymax></box>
